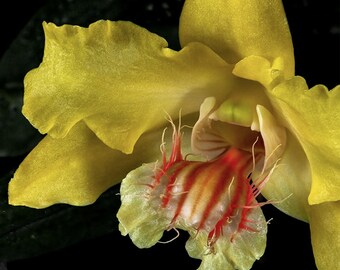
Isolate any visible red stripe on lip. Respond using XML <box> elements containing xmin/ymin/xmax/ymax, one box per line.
<box><xmin>160</xmin><ymin>161</ymin><xmax>190</xmax><ymax>208</ymax></box>
<box><xmin>196</xmin><ymin>148</ymin><xmax>253</xmax><ymax>232</ymax></box>
<box><xmin>157</xmin><ymin>146</ymin><xmax>256</xmax><ymax>241</ymax></box>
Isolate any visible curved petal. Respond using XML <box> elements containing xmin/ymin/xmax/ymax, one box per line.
<box><xmin>185</xmin><ymin>206</ymin><xmax>267</xmax><ymax>270</ymax></box>
<box><xmin>256</xmin><ymin>105</ymin><xmax>286</xmax><ymax>175</ymax></box>
<box><xmin>191</xmin><ymin>78</ymin><xmax>272</xmax><ymax>160</ymax></box>
<box><xmin>268</xmin><ymin>77</ymin><xmax>340</xmax><ymax>204</ymax></box>
<box><xmin>117</xmin><ymin>162</ymin><xmax>169</xmax><ymax>248</ymax></box>
<box><xmin>179</xmin><ymin>0</ymin><xmax>294</xmax><ymax>77</ymax></box>
<box><xmin>9</xmin><ymin>116</ymin><xmax>196</xmax><ymax>208</ymax></box>
<box><xmin>233</xmin><ymin>56</ymin><xmax>286</xmax><ymax>89</ymax></box>
<box><xmin>191</xmin><ymin>97</ymin><xmax>261</xmax><ymax>160</ymax></box>
<box><xmin>23</xmin><ymin>20</ymin><xmax>232</xmax><ymax>154</ymax></box>
<box><xmin>308</xmin><ymin>201</ymin><xmax>340</xmax><ymax>270</ymax></box>
<box><xmin>261</xmin><ymin>132</ymin><xmax>311</xmax><ymax>222</ymax></box>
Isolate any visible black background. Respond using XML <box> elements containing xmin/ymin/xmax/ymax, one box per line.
<box><xmin>1</xmin><ymin>1</ymin><xmax>339</xmax><ymax>269</ymax></box>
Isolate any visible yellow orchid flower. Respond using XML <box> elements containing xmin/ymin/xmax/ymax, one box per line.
<box><xmin>8</xmin><ymin>0</ymin><xmax>339</xmax><ymax>269</ymax></box>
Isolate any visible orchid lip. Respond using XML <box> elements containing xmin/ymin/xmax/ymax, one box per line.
<box><xmin>146</xmin><ymin>124</ymin><xmax>269</xmax><ymax>247</ymax></box>
<box><xmin>117</xmin><ymin>121</ymin><xmax>272</xmax><ymax>268</ymax></box>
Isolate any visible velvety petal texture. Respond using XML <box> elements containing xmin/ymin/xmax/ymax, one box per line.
<box><xmin>255</xmin><ymin>105</ymin><xmax>286</xmax><ymax>174</ymax></box>
<box><xmin>233</xmin><ymin>56</ymin><xmax>285</xmax><ymax>90</ymax></box>
<box><xmin>9</xmin><ymin>123</ymin><xmax>150</xmax><ymax>207</ymax></box>
<box><xmin>9</xmin><ymin>117</ymin><xmax>195</xmax><ymax>208</ymax></box>
<box><xmin>9</xmin><ymin>122</ymin><xmax>122</xmax><ymax>207</ymax></box>
<box><xmin>308</xmin><ymin>201</ymin><xmax>340</xmax><ymax>270</ymax></box>
<box><xmin>8</xmin><ymin>0</ymin><xmax>340</xmax><ymax>268</ymax></box>
<box><xmin>23</xmin><ymin>20</ymin><xmax>233</xmax><ymax>154</ymax></box>
<box><xmin>179</xmin><ymin>0</ymin><xmax>294</xmax><ymax>77</ymax></box>
<box><xmin>261</xmin><ymin>132</ymin><xmax>311</xmax><ymax>222</ymax></box>
<box><xmin>268</xmin><ymin>78</ymin><xmax>340</xmax><ymax>205</ymax></box>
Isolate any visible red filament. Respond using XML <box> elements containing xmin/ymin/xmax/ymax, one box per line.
<box><xmin>149</xmin><ymin>127</ymin><xmax>264</xmax><ymax>245</ymax></box>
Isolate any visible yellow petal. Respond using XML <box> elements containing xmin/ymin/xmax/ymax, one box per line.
<box><xmin>179</xmin><ymin>0</ymin><xmax>294</xmax><ymax>77</ymax></box>
<box><xmin>233</xmin><ymin>55</ymin><xmax>286</xmax><ymax>88</ymax></box>
<box><xmin>9</xmin><ymin>122</ymin><xmax>121</xmax><ymax>207</ymax></box>
<box><xmin>268</xmin><ymin>77</ymin><xmax>340</xmax><ymax>204</ymax></box>
<box><xmin>9</xmin><ymin>115</ymin><xmax>197</xmax><ymax>208</ymax></box>
<box><xmin>9</xmin><ymin>114</ymin><xmax>197</xmax><ymax>208</ymax></box>
<box><xmin>261</xmin><ymin>132</ymin><xmax>311</xmax><ymax>222</ymax></box>
<box><xmin>256</xmin><ymin>105</ymin><xmax>286</xmax><ymax>174</ymax></box>
<box><xmin>308</xmin><ymin>201</ymin><xmax>340</xmax><ymax>270</ymax></box>
<box><xmin>23</xmin><ymin>20</ymin><xmax>232</xmax><ymax>154</ymax></box>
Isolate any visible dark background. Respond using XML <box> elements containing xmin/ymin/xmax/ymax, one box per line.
<box><xmin>1</xmin><ymin>1</ymin><xmax>339</xmax><ymax>269</ymax></box>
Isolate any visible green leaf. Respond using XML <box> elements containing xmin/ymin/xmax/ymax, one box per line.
<box><xmin>0</xmin><ymin>171</ymin><xmax>121</xmax><ymax>261</ymax></box>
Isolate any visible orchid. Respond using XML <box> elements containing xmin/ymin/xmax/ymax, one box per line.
<box><xmin>7</xmin><ymin>0</ymin><xmax>339</xmax><ymax>269</ymax></box>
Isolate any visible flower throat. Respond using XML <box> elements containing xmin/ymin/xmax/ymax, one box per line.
<box><xmin>148</xmin><ymin>125</ymin><xmax>267</xmax><ymax>248</ymax></box>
